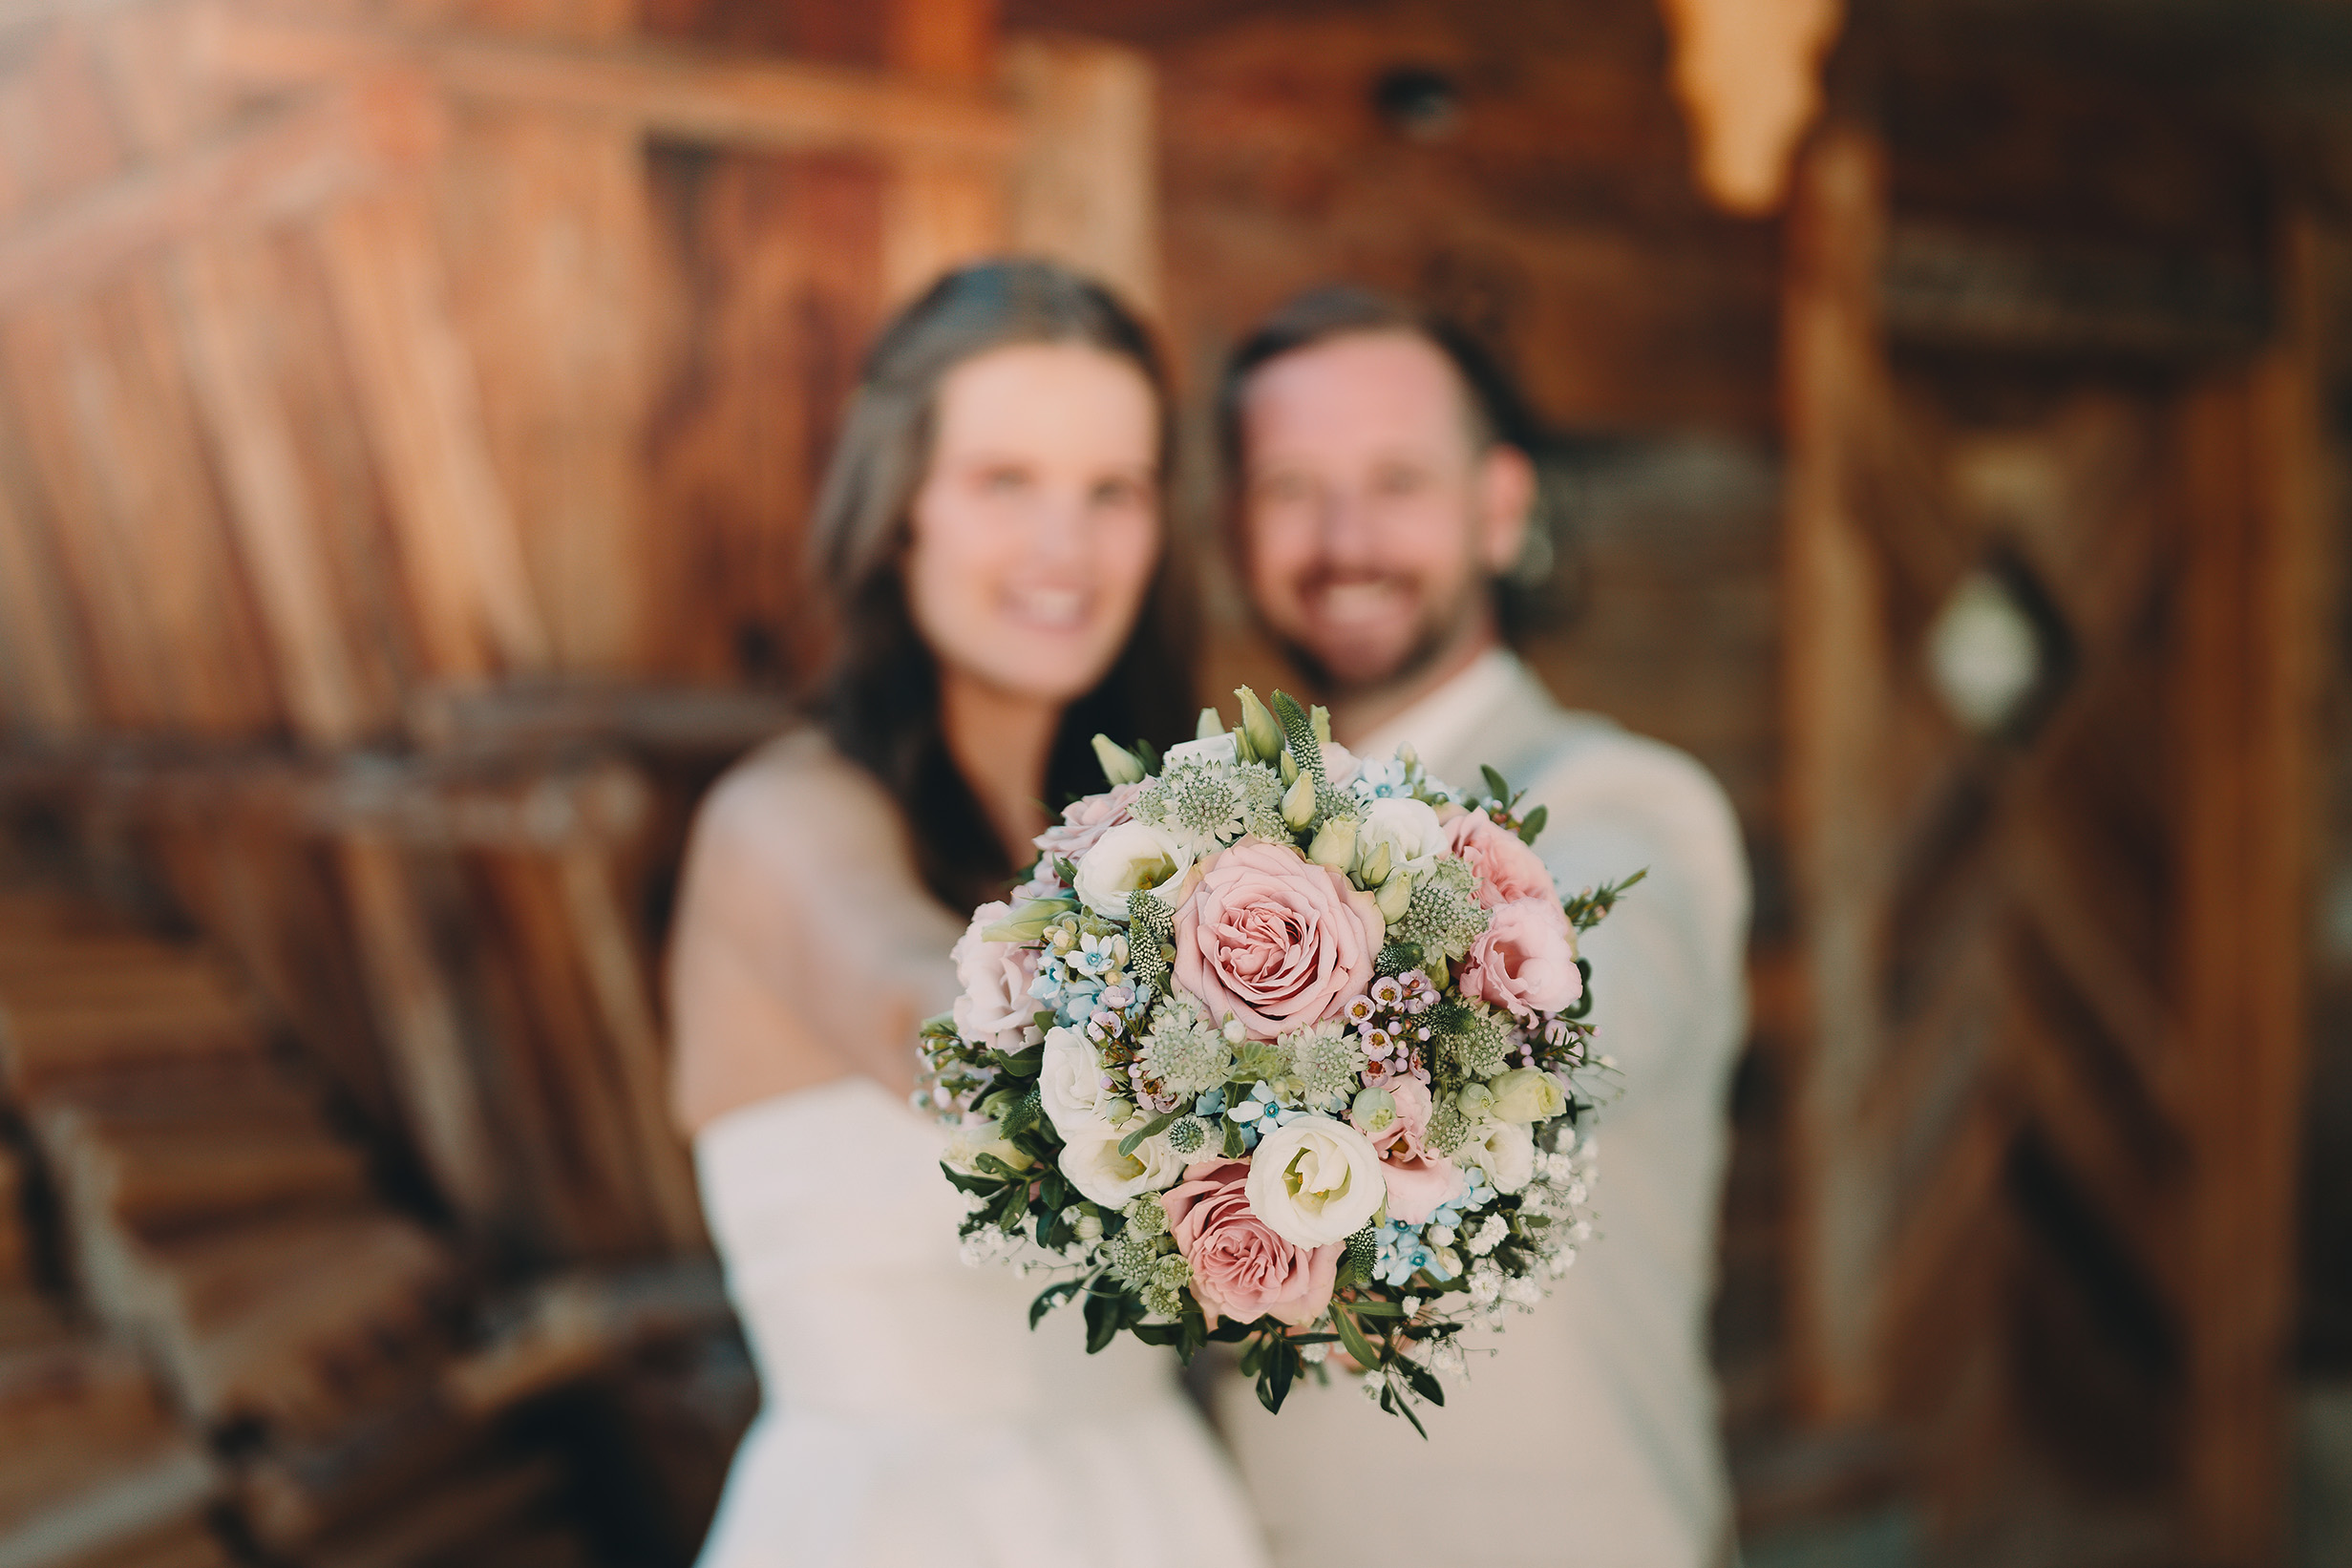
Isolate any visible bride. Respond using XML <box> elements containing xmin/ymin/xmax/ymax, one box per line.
<box><xmin>667</xmin><ymin>260</ymin><xmax>1268</xmax><ymax>1568</ymax></box>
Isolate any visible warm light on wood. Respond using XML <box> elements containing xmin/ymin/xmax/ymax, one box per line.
<box><xmin>1658</xmin><ymin>0</ymin><xmax>1842</xmax><ymax>216</ymax></box>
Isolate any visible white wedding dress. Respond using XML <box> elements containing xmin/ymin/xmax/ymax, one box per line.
<box><xmin>684</xmin><ymin>736</ymin><xmax>1266</xmax><ymax>1568</ymax></box>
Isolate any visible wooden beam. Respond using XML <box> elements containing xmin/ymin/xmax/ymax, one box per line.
<box><xmin>192</xmin><ymin>4</ymin><xmax>1018</xmax><ymax>165</ymax></box>
<box><xmin>318</xmin><ymin>182</ymin><xmax>551</xmax><ymax>677</ymax></box>
<box><xmin>1781</xmin><ymin>124</ymin><xmax>1898</xmax><ymax>1423</ymax></box>
<box><xmin>2172</xmin><ymin>210</ymin><xmax>2326</xmax><ymax>1567</ymax></box>
<box><xmin>172</xmin><ymin>236</ymin><xmax>376</xmax><ymax>746</ymax></box>
<box><xmin>1005</xmin><ymin>34</ymin><xmax>1160</xmax><ymax>311</ymax></box>
<box><xmin>0</xmin><ymin>748</ymin><xmax>652</xmax><ymax>848</ymax></box>
<box><xmin>334</xmin><ymin>837</ymin><xmax>502</xmax><ymax>1227</ymax></box>
<box><xmin>0</xmin><ymin>77</ymin><xmax>434</xmax><ymax>310</ymax></box>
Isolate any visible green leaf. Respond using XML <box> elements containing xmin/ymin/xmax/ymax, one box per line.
<box><xmin>1516</xmin><ymin>804</ymin><xmax>1548</xmax><ymax>845</ymax></box>
<box><xmin>1221</xmin><ymin>1116</ymin><xmax>1247</xmax><ymax>1158</ymax></box>
<box><xmin>1401</xmin><ymin>1360</ymin><xmax>1447</xmax><ymax>1407</ymax></box>
<box><xmin>971</xmin><ymin>1152</ymin><xmax>1026</xmax><ymax>1181</ymax></box>
<box><xmin>1562</xmin><ymin>957</ymin><xmax>1596</xmax><ymax>1020</ymax></box>
<box><xmin>1207</xmin><ymin>1318</ymin><xmax>1258</xmax><ymax>1345</ymax></box>
<box><xmin>1395</xmin><ymin>1386</ymin><xmax>1430</xmax><ymax>1439</ymax></box>
<box><xmin>1053</xmin><ymin>857</ymin><xmax>1079</xmax><ymax>886</ymax></box>
<box><xmin>986</xmin><ymin>1044</ymin><xmax>1046</xmax><ymax>1079</ymax></box>
<box><xmin>1083</xmin><ymin>1287</ymin><xmax>1123</xmax><ymax>1354</ymax></box>
<box><xmin>1117</xmin><ymin>1110</ymin><xmax>1180</xmax><ymax>1157</ymax></box>
<box><xmin>1480</xmin><ymin>765</ymin><xmax>1511</xmax><ymax>806</ymax></box>
<box><xmin>938</xmin><ymin>1162</ymin><xmax>1001</xmax><ymax>1197</ymax></box>
<box><xmin>1254</xmin><ymin>1334</ymin><xmax>1297</xmax><ymax>1414</ymax></box>
<box><xmin>1178</xmin><ymin>1307</ymin><xmax>1209</xmax><ymax>1365</ymax></box>
<box><xmin>1331</xmin><ymin>1303</ymin><xmax>1381</xmax><ymax>1368</ymax></box>
<box><xmin>1346</xmin><ymin>1299</ymin><xmax>1407</xmax><ymax>1318</ymax></box>
<box><xmin>1131</xmin><ymin>1322</ymin><xmax>1183</xmax><ymax>1346</ymax></box>
<box><xmin>1029</xmin><ymin>1277</ymin><xmax>1085</xmax><ymax>1329</ymax></box>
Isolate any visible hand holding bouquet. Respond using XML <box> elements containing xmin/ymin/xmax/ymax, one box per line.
<box><xmin>920</xmin><ymin>689</ymin><xmax>1638</xmax><ymax>1429</ymax></box>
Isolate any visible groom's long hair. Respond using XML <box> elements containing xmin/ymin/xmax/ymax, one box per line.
<box><xmin>806</xmin><ymin>259</ymin><xmax>1197</xmax><ymax>914</ymax></box>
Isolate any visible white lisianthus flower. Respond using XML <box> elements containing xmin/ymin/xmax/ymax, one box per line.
<box><xmin>1461</xmin><ymin>1117</ymin><xmax>1536</xmax><ymax>1195</ymax></box>
<box><xmin>1072</xmin><ymin>821</ymin><xmax>1197</xmax><ymax>921</ymax></box>
<box><xmin>1058</xmin><ymin>1116</ymin><xmax>1188</xmax><ymax>1207</ymax></box>
<box><xmin>1358</xmin><ymin>796</ymin><xmax>1448</xmax><ymax>874</ymax></box>
<box><xmin>1038</xmin><ymin>1025</ymin><xmax>1105</xmax><ymax>1139</ymax></box>
<box><xmin>1486</xmin><ymin>1067</ymin><xmax>1568</xmax><ymax>1124</ymax></box>
<box><xmin>1163</xmin><ymin>732</ymin><xmax>1240</xmax><ymax>767</ymax></box>
<box><xmin>944</xmin><ymin>1119</ymin><xmax>1030</xmax><ymax>1177</ymax></box>
<box><xmin>1244</xmin><ymin>1114</ymin><xmax>1387</xmax><ymax>1246</ymax></box>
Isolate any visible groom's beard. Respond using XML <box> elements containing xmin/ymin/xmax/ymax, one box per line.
<box><xmin>1269</xmin><ymin>570</ymin><xmax>1487</xmax><ymax>710</ymax></box>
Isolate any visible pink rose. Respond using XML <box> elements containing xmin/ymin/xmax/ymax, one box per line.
<box><xmin>950</xmin><ymin>902</ymin><xmax>1042</xmax><ymax>1053</ymax></box>
<box><xmin>1174</xmin><ymin>840</ymin><xmax>1384</xmax><ymax>1039</ymax></box>
<box><xmin>1348</xmin><ymin>1076</ymin><xmax>1466</xmax><ymax>1224</ymax></box>
<box><xmin>1458</xmin><ymin>898</ymin><xmax>1582</xmax><ymax>1021</ymax></box>
<box><xmin>1446</xmin><ymin>812</ymin><xmax>1559</xmax><ymax>909</ymax></box>
<box><xmin>1032</xmin><ymin>782</ymin><xmax>1145</xmax><ymax>869</ymax></box>
<box><xmin>1162</xmin><ymin>1157</ymin><xmax>1338</xmax><ymax>1327</ymax></box>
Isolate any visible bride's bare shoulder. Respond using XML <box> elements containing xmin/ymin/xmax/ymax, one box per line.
<box><xmin>688</xmin><ymin>730</ymin><xmax>902</xmax><ymax>870</ymax></box>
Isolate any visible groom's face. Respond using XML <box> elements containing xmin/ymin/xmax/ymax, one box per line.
<box><xmin>1235</xmin><ymin>330</ymin><xmax>1528</xmax><ymax>694</ymax></box>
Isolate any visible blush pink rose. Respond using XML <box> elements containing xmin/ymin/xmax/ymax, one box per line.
<box><xmin>1458</xmin><ymin>897</ymin><xmax>1582</xmax><ymax>1021</ymax></box>
<box><xmin>1174</xmin><ymin>839</ymin><xmax>1383</xmax><ymax>1039</ymax></box>
<box><xmin>950</xmin><ymin>902</ymin><xmax>1042</xmax><ymax>1053</ymax></box>
<box><xmin>1162</xmin><ymin>1157</ymin><xmax>1338</xmax><ymax>1327</ymax></box>
<box><xmin>1348</xmin><ymin>1076</ymin><xmax>1466</xmax><ymax>1224</ymax></box>
<box><xmin>1024</xmin><ymin>782</ymin><xmax>1147</xmax><ymax>889</ymax></box>
<box><xmin>1447</xmin><ymin>812</ymin><xmax>1559</xmax><ymax>909</ymax></box>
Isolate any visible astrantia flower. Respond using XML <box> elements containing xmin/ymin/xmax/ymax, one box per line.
<box><xmin>1134</xmin><ymin>761</ymin><xmax>1287</xmax><ymax>856</ymax></box>
<box><xmin>1138</xmin><ymin>992</ymin><xmax>1234</xmax><ymax>1097</ymax></box>
<box><xmin>1283</xmin><ymin>1019</ymin><xmax>1364</xmax><ymax>1107</ymax></box>
<box><xmin>1388</xmin><ymin>857</ymin><xmax>1491</xmax><ymax>963</ymax></box>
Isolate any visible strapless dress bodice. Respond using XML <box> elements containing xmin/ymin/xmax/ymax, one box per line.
<box><xmin>691</xmin><ymin>1076</ymin><xmax>1266</xmax><ymax>1568</ymax></box>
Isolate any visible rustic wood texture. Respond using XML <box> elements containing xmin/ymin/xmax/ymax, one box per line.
<box><xmin>1780</xmin><ymin>115</ymin><xmax>2323</xmax><ymax>1562</ymax></box>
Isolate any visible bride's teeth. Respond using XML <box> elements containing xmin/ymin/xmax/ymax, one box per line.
<box><xmin>1009</xmin><ymin>588</ymin><xmax>1087</xmax><ymax>628</ymax></box>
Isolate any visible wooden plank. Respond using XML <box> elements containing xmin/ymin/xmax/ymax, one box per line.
<box><xmin>1005</xmin><ymin>33</ymin><xmax>1159</xmax><ymax>310</ymax></box>
<box><xmin>318</xmin><ymin>180</ymin><xmax>550</xmax><ymax>678</ymax></box>
<box><xmin>2172</xmin><ymin>212</ymin><xmax>2326</xmax><ymax>1565</ymax></box>
<box><xmin>0</xmin><ymin>465</ymin><xmax>88</xmax><ymax>734</ymax></box>
<box><xmin>75</xmin><ymin>270</ymin><xmax>282</xmax><ymax>735</ymax></box>
<box><xmin>194</xmin><ymin>5</ymin><xmax>1020</xmax><ymax>163</ymax></box>
<box><xmin>0</xmin><ymin>1443</ymin><xmax>216</xmax><ymax>1568</ymax></box>
<box><xmin>879</xmin><ymin>0</ymin><xmax>1003</xmax><ymax>305</ymax></box>
<box><xmin>1780</xmin><ymin>124</ymin><xmax>1896</xmax><ymax>1422</ymax></box>
<box><xmin>171</xmin><ymin>234</ymin><xmax>375</xmax><ymax>745</ymax></box>
<box><xmin>428</xmin><ymin>102</ymin><xmax>661</xmax><ymax>673</ymax></box>
<box><xmin>333</xmin><ymin>837</ymin><xmax>502</xmax><ymax>1227</ymax></box>
<box><xmin>0</xmin><ymin>77</ymin><xmax>434</xmax><ymax>309</ymax></box>
<box><xmin>553</xmin><ymin>847</ymin><xmax>702</xmax><ymax>1251</ymax></box>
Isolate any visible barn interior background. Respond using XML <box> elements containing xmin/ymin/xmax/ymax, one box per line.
<box><xmin>0</xmin><ymin>0</ymin><xmax>2347</xmax><ymax>1565</ymax></box>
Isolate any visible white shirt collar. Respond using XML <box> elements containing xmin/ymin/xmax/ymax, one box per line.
<box><xmin>1347</xmin><ymin>646</ymin><xmax>1525</xmax><ymax>771</ymax></box>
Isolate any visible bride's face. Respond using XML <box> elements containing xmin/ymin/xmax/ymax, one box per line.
<box><xmin>903</xmin><ymin>342</ymin><xmax>1161</xmax><ymax>705</ymax></box>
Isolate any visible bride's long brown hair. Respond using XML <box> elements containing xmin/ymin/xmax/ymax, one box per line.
<box><xmin>807</xmin><ymin>260</ymin><xmax>1197</xmax><ymax>914</ymax></box>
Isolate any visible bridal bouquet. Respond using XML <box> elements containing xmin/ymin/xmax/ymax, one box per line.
<box><xmin>920</xmin><ymin>689</ymin><xmax>1634</xmax><ymax>1428</ymax></box>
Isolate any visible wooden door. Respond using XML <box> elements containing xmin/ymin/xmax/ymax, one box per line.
<box><xmin>1783</xmin><ymin>127</ymin><xmax>2321</xmax><ymax>1563</ymax></box>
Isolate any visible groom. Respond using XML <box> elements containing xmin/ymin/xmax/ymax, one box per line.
<box><xmin>1213</xmin><ymin>286</ymin><xmax>1751</xmax><ymax>1568</ymax></box>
